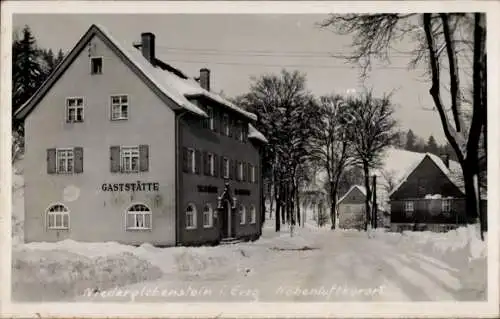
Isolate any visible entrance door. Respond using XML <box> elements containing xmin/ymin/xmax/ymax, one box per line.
<box><xmin>221</xmin><ymin>200</ymin><xmax>232</xmax><ymax>239</ymax></box>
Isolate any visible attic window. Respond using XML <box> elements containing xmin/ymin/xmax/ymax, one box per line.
<box><xmin>91</xmin><ymin>57</ymin><xmax>102</xmax><ymax>74</ymax></box>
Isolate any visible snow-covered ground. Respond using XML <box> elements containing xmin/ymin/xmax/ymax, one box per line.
<box><xmin>11</xmin><ymin>159</ymin><xmax>487</xmax><ymax>302</ymax></box>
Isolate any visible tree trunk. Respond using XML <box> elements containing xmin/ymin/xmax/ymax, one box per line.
<box><xmin>330</xmin><ymin>186</ymin><xmax>337</xmax><ymax>230</ymax></box>
<box><xmin>363</xmin><ymin>162</ymin><xmax>371</xmax><ymax>231</ymax></box>
<box><xmin>281</xmin><ymin>186</ymin><xmax>287</xmax><ymax>224</ymax></box>
<box><xmin>274</xmin><ymin>182</ymin><xmax>281</xmax><ymax>232</ymax></box>
<box><xmin>296</xmin><ymin>187</ymin><xmax>302</xmax><ymax>227</ymax></box>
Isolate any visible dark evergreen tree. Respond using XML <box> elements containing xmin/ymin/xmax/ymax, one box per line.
<box><xmin>405</xmin><ymin>129</ymin><xmax>416</xmax><ymax>151</ymax></box>
<box><xmin>426</xmin><ymin>135</ymin><xmax>439</xmax><ymax>155</ymax></box>
<box><xmin>55</xmin><ymin>49</ymin><xmax>65</xmax><ymax>67</ymax></box>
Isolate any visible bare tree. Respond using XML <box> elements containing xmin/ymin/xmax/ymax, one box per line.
<box><xmin>311</xmin><ymin>95</ymin><xmax>355</xmax><ymax>229</ymax></box>
<box><xmin>343</xmin><ymin>90</ymin><xmax>397</xmax><ymax>231</ymax></box>
<box><xmin>320</xmin><ymin>13</ymin><xmax>487</xmax><ymax>238</ymax></box>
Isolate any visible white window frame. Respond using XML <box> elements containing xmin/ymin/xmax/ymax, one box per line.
<box><xmin>120</xmin><ymin>146</ymin><xmax>140</xmax><ymax>173</ymax></box>
<box><xmin>239</xmin><ymin>205</ymin><xmax>246</xmax><ymax>225</ymax></box>
<box><xmin>66</xmin><ymin>97</ymin><xmax>84</xmax><ymax>122</ymax></box>
<box><xmin>223</xmin><ymin>114</ymin><xmax>230</xmax><ymax>136</ymax></box>
<box><xmin>208</xmin><ymin>153</ymin><xmax>215</xmax><ymax>176</ymax></box>
<box><xmin>46</xmin><ymin>203</ymin><xmax>70</xmax><ymax>230</ymax></box>
<box><xmin>202</xmin><ymin>204</ymin><xmax>213</xmax><ymax>228</ymax></box>
<box><xmin>238</xmin><ymin>121</ymin><xmax>244</xmax><ymax>141</ymax></box>
<box><xmin>442</xmin><ymin>199</ymin><xmax>451</xmax><ymax>214</ymax></box>
<box><xmin>250</xmin><ymin>165</ymin><xmax>256</xmax><ymax>183</ymax></box>
<box><xmin>110</xmin><ymin>95</ymin><xmax>129</xmax><ymax>120</ymax></box>
<box><xmin>223</xmin><ymin>157</ymin><xmax>230</xmax><ymax>179</ymax></box>
<box><xmin>186</xmin><ymin>203</ymin><xmax>197</xmax><ymax>229</ymax></box>
<box><xmin>126</xmin><ymin>203</ymin><xmax>152</xmax><ymax>231</ymax></box>
<box><xmin>207</xmin><ymin>106</ymin><xmax>214</xmax><ymax>130</ymax></box>
<box><xmin>404</xmin><ymin>201</ymin><xmax>414</xmax><ymax>217</ymax></box>
<box><xmin>238</xmin><ymin>162</ymin><xmax>244</xmax><ymax>180</ymax></box>
<box><xmin>56</xmin><ymin>148</ymin><xmax>74</xmax><ymax>174</ymax></box>
<box><xmin>250</xmin><ymin>205</ymin><xmax>257</xmax><ymax>224</ymax></box>
<box><xmin>90</xmin><ymin>56</ymin><xmax>103</xmax><ymax>75</ymax></box>
<box><xmin>187</xmin><ymin>148</ymin><xmax>196</xmax><ymax>173</ymax></box>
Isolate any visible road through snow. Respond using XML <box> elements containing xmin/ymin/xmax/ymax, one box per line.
<box><xmin>77</xmin><ymin>228</ymin><xmax>468</xmax><ymax>302</ymax></box>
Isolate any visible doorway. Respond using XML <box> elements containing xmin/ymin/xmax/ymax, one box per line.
<box><xmin>221</xmin><ymin>200</ymin><xmax>233</xmax><ymax>239</ymax></box>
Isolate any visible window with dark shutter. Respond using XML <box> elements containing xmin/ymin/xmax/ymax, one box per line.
<box><xmin>195</xmin><ymin>149</ymin><xmax>201</xmax><ymax>174</ymax></box>
<box><xmin>74</xmin><ymin>147</ymin><xmax>84</xmax><ymax>173</ymax></box>
<box><xmin>182</xmin><ymin>147</ymin><xmax>189</xmax><ymax>173</ymax></box>
<box><xmin>139</xmin><ymin>145</ymin><xmax>149</xmax><ymax>172</ymax></box>
<box><xmin>220</xmin><ymin>156</ymin><xmax>225</xmax><ymax>178</ymax></box>
<box><xmin>228</xmin><ymin>118</ymin><xmax>233</xmax><ymax>137</ymax></box>
<box><xmin>203</xmin><ymin>151</ymin><xmax>208</xmax><ymax>176</ymax></box>
<box><xmin>213</xmin><ymin>154</ymin><xmax>218</xmax><ymax>177</ymax></box>
<box><xmin>243</xmin><ymin>162</ymin><xmax>248</xmax><ymax>182</ymax></box>
<box><xmin>110</xmin><ymin>146</ymin><xmax>121</xmax><ymax>173</ymax></box>
<box><xmin>47</xmin><ymin>148</ymin><xmax>57</xmax><ymax>174</ymax></box>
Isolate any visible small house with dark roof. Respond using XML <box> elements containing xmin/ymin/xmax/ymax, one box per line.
<box><xmin>337</xmin><ymin>185</ymin><xmax>367</xmax><ymax>230</ymax></box>
<box><xmin>388</xmin><ymin>153</ymin><xmax>471</xmax><ymax>232</ymax></box>
<box><xmin>14</xmin><ymin>24</ymin><xmax>267</xmax><ymax>246</ymax></box>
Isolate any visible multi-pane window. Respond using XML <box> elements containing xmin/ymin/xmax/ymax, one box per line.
<box><xmin>187</xmin><ymin>148</ymin><xmax>196</xmax><ymax>173</ymax></box>
<box><xmin>91</xmin><ymin>57</ymin><xmax>103</xmax><ymax>74</ymax></box>
<box><xmin>238</xmin><ymin>121</ymin><xmax>244</xmax><ymax>141</ymax></box>
<box><xmin>126</xmin><ymin>204</ymin><xmax>152</xmax><ymax>230</ymax></box>
<box><xmin>111</xmin><ymin>95</ymin><xmax>128</xmax><ymax>120</ymax></box>
<box><xmin>207</xmin><ymin>107</ymin><xmax>215</xmax><ymax>130</ymax></box>
<box><xmin>250</xmin><ymin>205</ymin><xmax>257</xmax><ymax>224</ymax></box>
<box><xmin>250</xmin><ymin>165</ymin><xmax>256</xmax><ymax>183</ymax></box>
<box><xmin>57</xmin><ymin>149</ymin><xmax>74</xmax><ymax>174</ymax></box>
<box><xmin>121</xmin><ymin>146</ymin><xmax>140</xmax><ymax>173</ymax></box>
<box><xmin>208</xmin><ymin>153</ymin><xmax>215</xmax><ymax>176</ymax></box>
<box><xmin>186</xmin><ymin>204</ymin><xmax>197</xmax><ymax>229</ymax></box>
<box><xmin>238</xmin><ymin>162</ymin><xmax>244</xmax><ymax>181</ymax></box>
<box><xmin>404</xmin><ymin>201</ymin><xmax>414</xmax><ymax>217</ymax></box>
<box><xmin>239</xmin><ymin>205</ymin><xmax>246</xmax><ymax>225</ymax></box>
<box><xmin>203</xmin><ymin>204</ymin><xmax>213</xmax><ymax>228</ymax></box>
<box><xmin>223</xmin><ymin>157</ymin><xmax>230</xmax><ymax>179</ymax></box>
<box><xmin>223</xmin><ymin>114</ymin><xmax>230</xmax><ymax>136</ymax></box>
<box><xmin>66</xmin><ymin>97</ymin><xmax>84</xmax><ymax>122</ymax></box>
<box><xmin>442</xmin><ymin>199</ymin><xmax>451</xmax><ymax>216</ymax></box>
<box><xmin>47</xmin><ymin>204</ymin><xmax>69</xmax><ymax>230</ymax></box>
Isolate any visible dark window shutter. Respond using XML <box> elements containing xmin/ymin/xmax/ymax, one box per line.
<box><xmin>47</xmin><ymin>148</ymin><xmax>56</xmax><ymax>174</ymax></box>
<box><xmin>195</xmin><ymin>149</ymin><xmax>201</xmax><ymax>174</ymax></box>
<box><xmin>182</xmin><ymin>147</ymin><xmax>189</xmax><ymax>173</ymax></box>
<box><xmin>203</xmin><ymin>151</ymin><xmax>208</xmax><ymax>176</ymax></box>
<box><xmin>74</xmin><ymin>147</ymin><xmax>84</xmax><ymax>173</ymax></box>
<box><xmin>255</xmin><ymin>165</ymin><xmax>259</xmax><ymax>184</ymax></box>
<box><xmin>243</xmin><ymin>162</ymin><xmax>248</xmax><ymax>182</ymax></box>
<box><xmin>229</xmin><ymin>159</ymin><xmax>234</xmax><ymax>180</ymax></box>
<box><xmin>213</xmin><ymin>111</ymin><xmax>219</xmax><ymax>133</ymax></box>
<box><xmin>110</xmin><ymin>146</ymin><xmax>121</xmax><ymax>173</ymax></box>
<box><xmin>228</xmin><ymin>118</ymin><xmax>233</xmax><ymax>137</ymax></box>
<box><xmin>213</xmin><ymin>154</ymin><xmax>218</xmax><ymax>177</ymax></box>
<box><xmin>220</xmin><ymin>156</ymin><xmax>225</xmax><ymax>178</ymax></box>
<box><xmin>139</xmin><ymin>144</ymin><xmax>149</xmax><ymax>172</ymax></box>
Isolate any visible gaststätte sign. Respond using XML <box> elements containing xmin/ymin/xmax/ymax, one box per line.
<box><xmin>101</xmin><ymin>181</ymin><xmax>160</xmax><ymax>192</ymax></box>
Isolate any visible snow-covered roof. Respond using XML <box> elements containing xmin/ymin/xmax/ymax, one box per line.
<box><xmin>248</xmin><ymin>124</ymin><xmax>268</xmax><ymax>143</ymax></box>
<box><xmin>15</xmin><ymin>24</ymin><xmax>258</xmax><ymax>123</ymax></box>
<box><xmin>386</xmin><ymin>149</ymin><xmax>464</xmax><ymax>198</ymax></box>
<box><xmin>338</xmin><ymin>185</ymin><xmax>366</xmax><ymax>204</ymax></box>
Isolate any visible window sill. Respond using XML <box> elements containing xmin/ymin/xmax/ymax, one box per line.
<box><xmin>126</xmin><ymin>227</ymin><xmax>152</xmax><ymax>231</ymax></box>
<box><xmin>47</xmin><ymin>227</ymin><xmax>70</xmax><ymax>231</ymax></box>
<box><xmin>111</xmin><ymin>118</ymin><xmax>129</xmax><ymax>121</ymax></box>
<box><xmin>66</xmin><ymin>121</ymin><xmax>84</xmax><ymax>124</ymax></box>
<box><xmin>203</xmin><ymin>225</ymin><xmax>213</xmax><ymax>229</ymax></box>
<box><xmin>186</xmin><ymin>226</ymin><xmax>197</xmax><ymax>230</ymax></box>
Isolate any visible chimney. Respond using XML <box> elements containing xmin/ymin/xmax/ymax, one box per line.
<box><xmin>141</xmin><ymin>32</ymin><xmax>155</xmax><ymax>65</ymax></box>
<box><xmin>440</xmin><ymin>153</ymin><xmax>450</xmax><ymax>169</ymax></box>
<box><xmin>199</xmin><ymin>68</ymin><xmax>210</xmax><ymax>91</ymax></box>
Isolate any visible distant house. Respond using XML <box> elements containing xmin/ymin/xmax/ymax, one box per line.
<box><xmin>337</xmin><ymin>185</ymin><xmax>366</xmax><ymax>229</ymax></box>
<box><xmin>388</xmin><ymin>153</ymin><xmax>471</xmax><ymax>232</ymax></box>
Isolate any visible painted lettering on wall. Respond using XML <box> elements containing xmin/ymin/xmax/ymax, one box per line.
<box><xmin>101</xmin><ymin>181</ymin><xmax>160</xmax><ymax>192</ymax></box>
<box><xmin>197</xmin><ymin>185</ymin><xmax>218</xmax><ymax>193</ymax></box>
<box><xmin>235</xmin><ymin>189</ymin><xmax>251</xmax><ymax>196</ymax></box>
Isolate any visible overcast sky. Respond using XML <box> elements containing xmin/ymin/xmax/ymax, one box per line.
<box><xmin>14</xmin><ymin>14</ymin><xmax>448</xmax><ymax>143</ymax></box>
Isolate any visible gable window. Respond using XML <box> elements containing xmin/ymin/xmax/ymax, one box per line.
<box><xmin>66</xmin><ymin>97</ymin><xmax>84</xmax><ymax>122</ymax></box>
<box><xmin>126</xmin><ymin>204</ymin><xmax>152</xmax><ymax>230</ymax></box>
<box><xmin>110</xmin><ymin>95</ymin><xmax>129</xmax><ymax>120</ymax></box>
<box><xmin>46</xmin><ymin>204</ymin><xmax>70</xmax><ymax>230</ymax></box>
<box><xmin>186</xmin><ymin>203</ymin><xmax>197</xmax><ymax>229</ymax></box>
<box><xmin>91</xmin><ymin>57</ymin><xmax>102</xmax><ymax>74</ymax></box>
<box><xmin>223</xmin><ymin>157</ymin><xmax>230</xmax><ymax>179</ymax></box>
<box><xmin>222</xmin><ymin>114</ymin><xmax>230</xmax><ymax>136</ymax></box>
<box><xmin>203</xmin><ymin>204</ymin><xmax>213</xmax><ymax>228</ymax></box>
<box><xmin>442</xmin><ymin>199</ymin><xmax>451</xmax><ymax>216</ymax></box>
<box><xmin>404</xmin><ymin>201</ymin><xmax>414</xmax><ymax>217</ymax></box>
<box><xmin>250</xmin><ymin>205</ymin><xmax>257</xmax><ymax>224</ymax></box>
<box><xmin>239</xmin><ymin>205</ymin><xmax>246</xmax><ymax>225</ymax></box>
<box><xmin>208</xmin><ymin>153</ymin><xmax>215</xmax><ymax>176</ymax></box>
<box><xmin>207</xmin><ymin>107</ymin><xmax>215</xmax><ymax>130</ymax></box>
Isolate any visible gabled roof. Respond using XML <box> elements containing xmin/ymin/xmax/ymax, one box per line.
<box><xmin>14</xmin><ymin>24</ymin><xmax>258</xmax><ymax>123</ymax></box>
<box><xmin>338</xmin><ymin>185</ymin><xmax>366</xmax><ymax>204</ymax></box>
<box><xmin>387</xmin><ymin>152</ymin><xmax>465</xmax><ymax>198</ymax></box>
